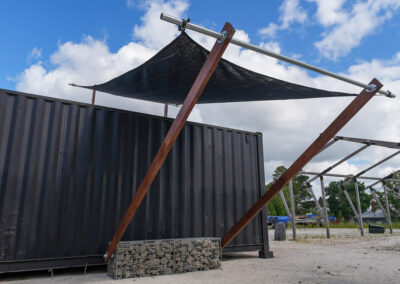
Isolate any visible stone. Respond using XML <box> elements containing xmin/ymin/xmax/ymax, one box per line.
<box><xmin>107</xmin><ymin>238</ymin><xmax>221</xmax><ymax>279</ymax></box>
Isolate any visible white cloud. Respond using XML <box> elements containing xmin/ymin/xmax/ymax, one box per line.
<box><xmin>259</xmin><ymin>0</ymin><xmax>307</xmax><ymax>38</ymax></box>
<box><xmin>133</xmin><ymin>0</ymin><xmax>189</xmax><ymax>49</ymax></box>
<box><xmin>258</xmin><ymin>23</ymin><xmax>279</xmax><ymax>38</ymax></box>
<box><xmin>280</xmin><ymin>0</ymin><xmax>308</xmax><ymax>28</ymax></box>
<box><xmin>314</xmin><ymin>0</ymin><xmax>400</xmax><ymax>60</ymax></box>
<box><xmin>27</xmin><ymin>47</ymin><xmax>42</xmax><ymax>62</ymax></box>
<box><xmin>14</xmin><ymin>0</ymin><xmax>400</xmax><ymax>185</ymax></box>
<box><xmin>308</xmin><ymin>0</ymin><xmax>347</xmax><ymax>27</ymax></box>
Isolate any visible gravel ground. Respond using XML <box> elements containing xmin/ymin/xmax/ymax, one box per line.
<box><xmin>2</xmin><ymin>228</ymin><xmax>400</xmax><ymax>284</ymax></box>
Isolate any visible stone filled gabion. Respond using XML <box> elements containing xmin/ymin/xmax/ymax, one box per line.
<box><xmin>107</xmin><ymin>238</ymin><xmax>221</xmax><ymax>279</ymax></box>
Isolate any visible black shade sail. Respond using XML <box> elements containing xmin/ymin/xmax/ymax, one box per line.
<box><xmin>79</xmin><ymin>32</ymin><xmax>354</xmax><ymax>104</ymax></box>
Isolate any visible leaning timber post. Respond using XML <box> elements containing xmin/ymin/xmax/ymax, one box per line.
<box><xmin>104</xmin><ymin>23</ymin><xmax>236</xmax><ymax>262</ymax></box>
<box><xmin>353</xmin><ymin>179</ymin><xmax>364</xmax><ymax>236</ymax></box>
<box><xmin>382</xmin><ymin>182</ymin><xmax>393</xmax><ymax>234</ymax></box>
<box><xmin>289</xmin><ymin>179</ymin><xmax>297</xmax><ymax>240</ymax></box>
<box><xmin>320</xmin><ymin>176</ymin><xmax>330</xmax><ymax>239</ymax></box>
<box><xmin>221</xmin><ymin>78</ymin><xmax>382</xmax><ymax>248</ymax></box>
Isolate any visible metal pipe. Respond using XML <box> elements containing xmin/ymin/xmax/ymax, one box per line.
<box><xmin>307</xmin><ymin>144</ymin><xmax>370</xmax><ymax>183</ymax></box>
<box><xmin>353</xmin><ymin>150</ymin><xmax>400</xmax><ymax>178</ymax></box>
<box><xmin>320</xmin><ymin>176</ymin><xmax>330</xmax><ymax>238</ymax></box>
<box><xmin>343</xmin><ymin>189</ymin><xmax>359</xmax><ymax>219</ymax></box>
<box><xmin>335</xmin><ymin>136</ymin><xmax>400</xmax><ymax>149</ymax></box>
<box><xmin>371</xmin><ymin>189</ymin><xmax>390</xmax><ymax>222</ymax></box>
<box><xmin>367</xmin><ymin>169</ymin><xmax>400</xmax><ymax>189</ymax></box>
<box><xmin>353</xmin><ymin>179</ymin><xmax>364</xmax><ymax>236</ymax></box>
<box><xmin>288</xmin><ymin>180</ymin><xmax>296</xmax><ymax>240</ymax></box>
<box><xmin>382</xmin><ymin>182</ymin><xmax>393</xmax><ymax>234</ymax></box>
<box><xmin>160</xmin><ymin>13</ymin><xmax>396</xmax><ymax>98</ymax></box>
<box><xmin>317</xmin><ymin>138</ymin><xmax>338</xmax><ymax>155</ymax></box>
<box><xmin>307</xmin><ymin>183</ymin><xmax>324</xmax><ymax>217</ymax></box>
<box><xmin>279</xmin><ymin>191</ymin><xmax>292</xmax><ymax>219</ymax></box>
<box><xmin>299</xmin><ymin>171</ymin><xmax>400</xmax><ymax>182</ymax></box>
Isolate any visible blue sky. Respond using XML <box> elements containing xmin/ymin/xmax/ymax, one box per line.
<box><xmin>1</xmin><ymin>0</ymin><xmax>399</xmax><ymax>90</ymax></box>
<box><xmin>1</xmin><ymin>0</ymin><xmax>400</xmax><ymax>184</ymax></box>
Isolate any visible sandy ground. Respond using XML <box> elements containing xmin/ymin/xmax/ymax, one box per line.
<box><xmin>2</xmin><ymin>228</ymin><xmax>400</xmax><ymax>284</ymax></box>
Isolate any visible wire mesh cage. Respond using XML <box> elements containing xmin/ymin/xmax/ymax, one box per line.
<box><xmin>108</xmin><ymin>238</ymin><xmax>221</xmax><ymax>279</ymax></box>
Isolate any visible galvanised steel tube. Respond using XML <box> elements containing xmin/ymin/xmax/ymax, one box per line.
<box><xmin>160</xmin><ymin>13</ymin><xmax>396</xmax><ymax>98</ymax></box>
<box><xmin>299</xmin><ymin>171</ymin><xmax>400</xmax><ymax>182</ymax></box>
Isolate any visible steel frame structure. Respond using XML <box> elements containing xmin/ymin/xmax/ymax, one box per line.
<box><xmin>298</xmin><ymin>136</ymin><xmax>400</xmax><ymax>236</ymax></box>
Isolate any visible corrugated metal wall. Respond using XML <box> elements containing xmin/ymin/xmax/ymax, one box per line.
<box><xmin>0</xmin><ymin>89</ymin><xmax>269</xmax><ymax>272</ymax></box>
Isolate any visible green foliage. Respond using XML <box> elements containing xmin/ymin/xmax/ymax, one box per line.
<box><xmin>266</xmin><ymin>166</ymin><xmax>316</xmax><ymax>216</ymax></box>
<box><xmin>374</xmin><ymin>174</ymin><xmax>400</xmax><ymax>218</ymax></box>
<box><xmin>325</xmin><ymin>180</ymin><xmax>372</xmax><ymax>221</ymax></box>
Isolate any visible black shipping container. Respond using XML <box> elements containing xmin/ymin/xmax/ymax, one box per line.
<box><xmin>0</xmin><ymin>89</ymin><xmax>270</xmax><ymax>273</ymax></box>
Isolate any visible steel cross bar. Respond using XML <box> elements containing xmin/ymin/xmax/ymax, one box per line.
<box><xmin>342</xmin><ymin>188</ymin><xmax>363</xmax><ymax>236</ymax></box>
<box><xmin>353</xmin><ymin>179</ymin><xmax>365</xmax><ymax>236</ymax></box>
<box><xmin>279</xmin><ymin>191</ymin><xmax>292</xmax><ymax>219</ymax></box>
<box><xmin>320</xmin><ymin>176</ymin><xmax>331</xmax><ymax>238</ymax></box>
<box><xmin>221</xmin><ymin>78</ymin><xmax>382</xmax><ymax>248</ymax></box>
<box><xmin>382</xmin><ymin>182</ymin><xmax>393</xmax><ymax>234</ymax></box>
<box><xmin>335</xmin><ymin>136</ymin><xmax>400</xmax><ymax>149</ymax></box>
<box><xmin>317</xmin><ymin>138</ymin><xmax>339</xmax><ymax>154</ymax></box>
<box><xmin>161</xmin><ymin>14</ymin><xmax>395</xmax><ymax>98</ymax></box>
<box><xmin>371</xmin><ymin>189</ymin><xmax>391</xmax><ymax>224</ymax></box>
<box><xmin>367</xmin><ymin>169</ymin><xmax>400</xmax><ymax>189</ymax></box>
<box><xmin>306</xmin><ymin>183</ymin><xmax>325</xmax><ymax>217</ymax></box>
<box><xmin>103</xmin><ymin>22</ymin><xmax>236</xmax><ymax>262</ymax></box>
<box><xmin>343</xmin><ymin>189</ymin><xmax>359</xmax><ymax>219</ymax></box>
<box><xmin>307</xmin><ymin>144</ymin><xmax>370</xmax><ymax>183</ymax></box>
<box><xmin>351</xmin><ymin>150</ymin><xmax>400</xmax><ymax>179</ymax></box>
<box><xmin>299</xmin><ymin>171</ymin><xmax>400</xmax><ymax>182</ymax></box>
<box><xmin>288</xmin><ymin>180</ymin><xmax>297</xmax><ymax>240</ymax></box>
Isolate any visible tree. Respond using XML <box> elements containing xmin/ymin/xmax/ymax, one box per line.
<box><xmin>325</xmin><ymin>180</ymin><xmax>372</xmax><ymax>221</ymax></box>
<box><xmin>374</xmin><ymin>174</ymin><xmax>400</xmax><ymax>219</ymax></box>
<box><xmin>266</xmin><ymin>166</ymin><xmax>315</xmax><ymax>216</ymax></box>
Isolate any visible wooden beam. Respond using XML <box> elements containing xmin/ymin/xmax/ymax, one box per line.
<box><xmin>104</xmin><ymin>23</ymin><xmax>236</xmax><ymax>262</ymax></box>
<box><xmin>221</xmin><ymin>78</ymin><xmax>382</xmax><ymax>248</ymax></box>
<box><xmin>320</xmin><ymin>176</ymin><xmax>330</xmax><ymax>238</ymax></box>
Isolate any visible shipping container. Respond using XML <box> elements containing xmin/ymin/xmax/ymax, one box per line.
<box><xmin>0</xmin><ymin>89</ymin><xmax>270</xmax><ymax>272</ymax></box>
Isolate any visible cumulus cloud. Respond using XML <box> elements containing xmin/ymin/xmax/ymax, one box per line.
<box><xmin>259</xmin><ymin>0</ymin><xmax>307</xmax><ymax>38</ymax></box>
<box><xmin>133</xmin><ymin>0</ymin><xmax>189</xmax><ymax>49</ymax></box>
<box><xmin>308</xmin><ymin>0</ymin><xmax>347</xmax><ymax>27</ymax></box>
<box><xmin>14</xmin><ymin>0</ymin><xmax>400</xmax><ymax>186</ymax></box>
<box><xmin>313</xmin><ymin>0</ymin><xmax>400</xmax><ymax>60</ymax></box>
